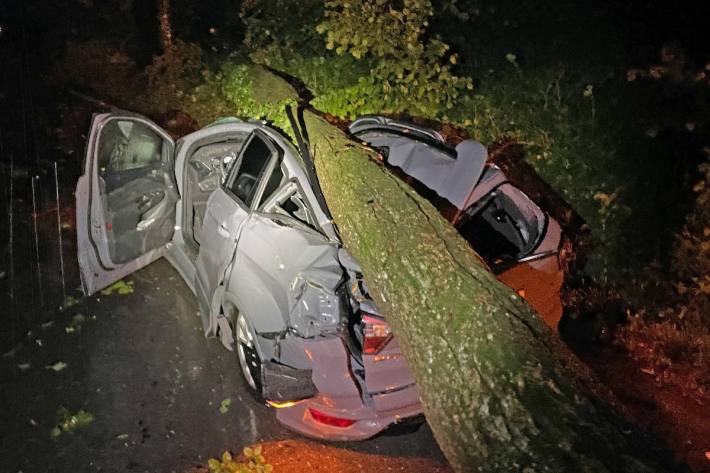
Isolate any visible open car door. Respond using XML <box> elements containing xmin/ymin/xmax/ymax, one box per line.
<box><xmin>76</xmin><ymin>113</ymin><xmax>179</xmax><ymax>295</ymax></box>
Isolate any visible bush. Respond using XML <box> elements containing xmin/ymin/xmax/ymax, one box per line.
<box><xmin>670</xmin><ymin>160</ymin><xmax>710</xmax><ymax>329</ymax></box>
<box><xmin>315</xmin><ymin>0</ymin><xmax>473</xmax><ymax>117</ymax></box>
<box><xmin>141</xmin><ymin>41</ymin><xmax>297</xmax><ymax>128</ymax></box>
<box><xmin>241</xmin><ymin>0</ymin><xmax>472</xmax><ymax>119</ymax></box>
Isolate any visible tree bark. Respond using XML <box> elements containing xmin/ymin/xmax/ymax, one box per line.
<box><xmin>301</xmin><ymin>110</ymin><xmax>680</xmax><ymax>473</ymax></box>
<box><xmin>157</xmin><ymin>0</ymin><xmax>173</xmax><ymax>52</ymax></box>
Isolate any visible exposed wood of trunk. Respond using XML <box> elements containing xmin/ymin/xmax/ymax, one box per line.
<box><xmin>302</xmin><ymin>110</ymin><xmax>679</xmax><ymax>473</ymax></box>
<box><xmin>157</xmin><ymin>0</ymin><xmax>173</xmax><ymax>52</ymax></box>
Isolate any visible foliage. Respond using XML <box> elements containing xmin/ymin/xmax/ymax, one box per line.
<box><xmin>142</xmin><ymin>42</ymin><xmax>297</xmax><ymax>128</ymax></box>
<box><xmin>241</xmin><ymin>0</ymin><xmax>372</xmax><ymax>117</ymax></box>
<box><xmin>46</xmin><ymin>361</ymin><xmax>68</xmax><ymax>372</ymax></box>
<box><xmin>315</xmin><ymin>0</ymin><xmax>473</xmax><ymax>117</ymax></box>
<box><xmin>218</xmin><ymin>63</ymin><xmax>297</xmax><ymax>129</ymax></box>
<box><xmin>100</xmin><ymin>279</ymin><xmax>134</xmax><ymax>295</ymax></box>
<box><xmin>236</xmin><ymin>0</ymin><xmax>689</xmax><ymax>279</ymax></box>
<box><xmin>218</xmin><ymin>398</ymin><xmax>232</xmax><ymax>414</ymax></box>
<box><xmin>65</xmin><ymin>313</ymin><xmax>88</xmax><ymax>333</ymax></box>
<box><xmin>63</xmin><ymin>294</ymin><xmax>80</xmax><ymax>308</ymax></box>
<box><xmin>241</xmin><ymin>0</ymin><xmax>324</xmax><ymax>56</ymax></box>
<box><xmin>241</xmin><ymin>0</ymin><xmax>471</xmax><ymax>119</ymax></box>
<box><xmin>427</xmin><ymin>1</ymin><xmax>710</xmax><ymax>284</ymax></box>
<box><xmin>208</xmin><ymin>446</ymin><xmax>272</xmax><ymax>473</ymax></box>
<box><xmin>51</xmin><ymin>407</ymin><xmax>94</xmax><ymax>438</ymax></box>
<box><xmin>670</xmin><ymin>159</ymin><xmax>710</xmax><ymax>328</ymax></box>
<box><xmin>434</xmin><ymin>62</ymin><xmax>636</xmax><ymax>279</ymax></box>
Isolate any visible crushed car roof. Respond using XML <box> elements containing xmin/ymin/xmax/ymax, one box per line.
<box><xmin>349</xmin><ymin>116</ymin><xmax>487</xmax><ymax>210</ymax></box>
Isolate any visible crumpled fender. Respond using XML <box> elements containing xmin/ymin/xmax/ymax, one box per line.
<box><xmin>225</xmin><ymin>219</ymin><xmax>345</xmax><ymax>336</ymax></box>
<box><xmin>288</xmin><ymin>266</ymin><xmax>343</xmax><ymax>338</ymax></box>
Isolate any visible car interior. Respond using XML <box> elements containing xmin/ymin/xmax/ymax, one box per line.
<box><xmin>185</xmin><ymin>135</ymin><xmax>250</xmax><ymax>245</ymax></box>
<box><xmin>261</xmin><ymin>181</ymin><xmax>319</xmax><ymax>231</ymax></box>
<box><xmin>456</xmin><ymin>183</ymin><xmax>546</xmax><ymax>271</ymax></box>
<box><xmin>226</xmin><ymin>135</ymin><xmax>274</xmax><ymax>208</ymax></box>
<box><xmin>96</xmin><ymin>119</ymin><xmax>178</xmax><ymax>264</ymax></box>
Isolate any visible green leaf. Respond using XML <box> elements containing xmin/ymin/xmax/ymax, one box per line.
<box><xmin>219</xmin><ymin>398</ymin><xmax>232</xmax><ymax>414</ymax></box>
<box><xmin>52</xmin><ymin>407</ymin><xmax>93</xmax><ymax>436</ymax></box>
<box><xmin>65</xmin><ymin>313</ymin><xmax>88</xmax><ymax>333</ymax></box>
<box><xmin>100</xmin><ymin>280</ymin><xmax>134</xmax><ymax>296</ymax></box>
<box><xmin>64</xmin><ymin>295</ymin><xmax>80</xmax><ymax>308</ymax></box>
<box><xmin>46</xmin><ymin>361</ymin><xmax>68</xmax><ymax>372</ymax></box>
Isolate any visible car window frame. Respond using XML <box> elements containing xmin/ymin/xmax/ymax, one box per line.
<box><xmin>221</xmin><ymin>129</ymin><xmax>281</xmax><ymax>212</ymax></box>
<box><xmin>257</xmin><ymin>178</ymin><xmax>326</xmax><ymax>237</ymax></box>
<box><xmin>458</xmin><ymin>181</ymin><xmax>550</xmax><ymax>260</ymax></box>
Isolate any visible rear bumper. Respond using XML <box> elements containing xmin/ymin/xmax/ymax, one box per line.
<box><xmin>270</xmin><ymin>336</ymin><xmax>422</xmax><ymax>441</ymax></box>
<box><xmin>275</xmin><ymin>387</ymin><xmax>423</xmax><ymax>441</ymax></box>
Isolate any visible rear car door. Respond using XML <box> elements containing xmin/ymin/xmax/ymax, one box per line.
<box><xmin>76</xmin><ymin>113</ymin><xmax>179</xmax><ymax>295</ymax></box>
<box><xmin>232</xmin><ymin>176</ymin><xmax>341</xmax><ymax>335</ymax></box>
<box><xmin>194</xmin><ymin>130</ymin><xmax>278</xmax><ymax>321</ymax></box>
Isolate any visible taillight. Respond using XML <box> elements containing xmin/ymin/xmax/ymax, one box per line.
<box><xmin>308</xmin><ymin>408</ymin><xmax>356</xmax><ymax>428</ymax></box>
<box><xmin>362</xmin><ymin>313</ymin><xmax>392</xmax><ymax>355</ymax></box>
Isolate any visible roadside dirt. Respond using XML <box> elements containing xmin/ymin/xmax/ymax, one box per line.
<box><xmin>188</xmin><ymin>439</ymin><xmax>453</xmax><ymax>473</ymax></box>
<box><xmin>585</xmin><ymin>347</ymin><xmax>710</xmax><ymax>473</ymax></box>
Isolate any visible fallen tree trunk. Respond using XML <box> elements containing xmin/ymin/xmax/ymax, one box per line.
<box><xmin>301</xmin><ymin>110</ymin><xmax>680</xmax><ymax>473</ymax></box>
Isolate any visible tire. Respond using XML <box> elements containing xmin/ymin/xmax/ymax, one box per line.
<box><xmin>235</xmin><ymin>312</ymin><xmax>264</xmax><ymax>400</ymax></box>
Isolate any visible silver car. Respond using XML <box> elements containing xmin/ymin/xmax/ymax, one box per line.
<box><xmin>76</xmin><ymin>111</ymin><xmax>420</xmax><ymax>441</ymax></box>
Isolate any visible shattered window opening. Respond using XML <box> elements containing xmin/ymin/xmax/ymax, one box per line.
<box><xmin>456</xmin><ymin>183</ymin><xmax>546</xmax><ymax>266</ymax></box>
<box><xmin>263</xmin><ymin>181</ymin><xmax>320</xmax><ymax>232</ymax></box>
<box><xmin>227</xmin><ymin>134</ymin><xmax>273</xmax><ymax>207</ymax></box>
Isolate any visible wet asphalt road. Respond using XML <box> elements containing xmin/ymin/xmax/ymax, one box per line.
<box><xmin>0</xmin><ymin>259</ymin><xmax>446</xmax><ymax>473</ymax></box>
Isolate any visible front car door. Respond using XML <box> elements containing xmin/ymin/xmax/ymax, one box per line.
<box><xmin>76</xmin><ymin>113</ymin><xmax>178</xmax><ymax>295</ymax></box>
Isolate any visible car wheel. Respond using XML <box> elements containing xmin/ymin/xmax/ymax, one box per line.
<box><xmin>235</xmin><ymin>312</ymin><xmax>264</xmax><ymax>399</ymax></box>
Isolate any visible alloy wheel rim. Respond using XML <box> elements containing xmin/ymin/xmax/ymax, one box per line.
<box><xmin>236</xmin><ymin>315</ymin><xmax>257</xmax><ymax>390</ymax></box>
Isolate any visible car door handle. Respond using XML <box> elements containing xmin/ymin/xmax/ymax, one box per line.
<box><xmin>217</xmin><ymin>224</ymin><xmax>231</xmax><ymax>238</ymax></box>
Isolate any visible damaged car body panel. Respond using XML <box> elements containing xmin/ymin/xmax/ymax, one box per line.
<box><xmin>76</xmin><ymin>111</ymin><xmax>421</xmax><ymax>441</ymax></box>
<box><xmin>349</xmin><ymin>116</ymin><xmax>487</xmax><ymax>210</ymax></box>
<box><xmin>349</xmin><ymin>115</ymin><xmax>565</xmax><ymax>329</ymax></box>
<box><xmin>227</xmin><ymin>211</ymin><xmax>342</xmax><ymax>335</ymax></box>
